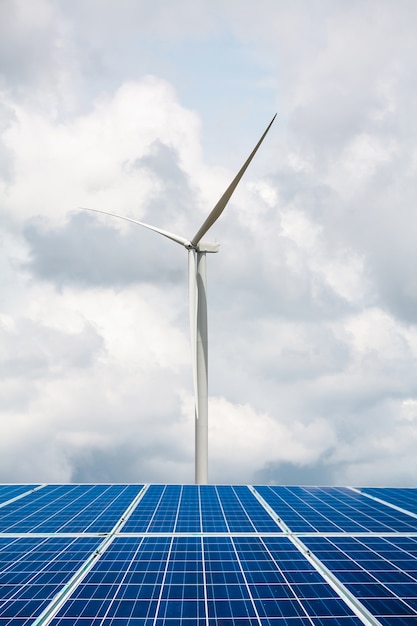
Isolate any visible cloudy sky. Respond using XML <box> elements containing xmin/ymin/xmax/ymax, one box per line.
<box><xmin>1</xmin><ymin>0</ymin><xmax>417</xmax><ymax>486</ymax></box>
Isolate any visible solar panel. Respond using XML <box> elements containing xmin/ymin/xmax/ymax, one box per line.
<box><xmin>0</xmin><ymin>484</ymin><xmax>143</xmax><ymax>533</ymax></box>
<box><xmin>122</xmin><ymin>485</ymin><xmax>280</xmax><ymax>534</ymax></box>
<box><xmin>0</xmin><ymin>484</ymin><xmax>416</xmax><ymax>624</ymax></box>
<box><xmin>361</xmin><ymin>488</ymin><xmax>417</xmax><ymax>518</ymax></box>
<box><xmin>0</xmin><ymin>535</ymin><xmax>102</xmax><ymax>624</ymax></box>
<box><xmin>303</xmin><ymin>535</ymin><xmax>417</xmax><ymax>623</ymax></box>
<box><xmin>255</xmin><ymin>486</ymin><xmax>417</xmax><ymax>533</ymax></box>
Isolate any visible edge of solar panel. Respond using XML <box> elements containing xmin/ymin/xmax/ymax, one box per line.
<box><xmin>0</xmin><ymin>484</ymin><xmax>417</xmax><ymax>625</ymax></box>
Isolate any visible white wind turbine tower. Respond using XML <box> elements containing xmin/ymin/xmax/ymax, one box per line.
<box><xmin>82</xmin><ymin>114</ymin><xmax>276</xmax><ymax>484</ymax></box>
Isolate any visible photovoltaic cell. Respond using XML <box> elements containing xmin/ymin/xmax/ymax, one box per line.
<box><xmin>120</xmin><ymin>484</ymin><xmax>166</xmax><ymax>533</ymax></box>
<box><xmin>303</xmin><ymin>535</ymin><xmax>417</xmax><ymax>625</ymax></box>
<box><xmin>361</xmin><ymin>487</ymin><xmax>417</xmax><ymax>517</ymax></box>
<box><xmin>255</xmin><ymin>486</ymin><xmax>417</xmax><ymax>533</ymax></box>
<box><xmin>0</xmin><ymin>484</ymin><xmax>143</xmax><ymax>533</ymax></box>
<box><xmin>49</xmin><ymin>536</ymin><xmax>364</xmax><ymax>625</ymax></box>
<box><xmin>235</xmin><ymin>536</ymin><xmax>363</xmax><ymax>623</ymax></box>
<box><xmin>200</xmin><ymin>486</ymin><xmax>227</xmax><ymax>533</ymax></box>
<box><xmin>226</xmin><ymin>485</ymin><xmax>280</xmax><ymax>533</ymax></box>
<box><xmin>176</xmin><ymin>485</ymin><xmax>202</xmax><ymax>533</ymax></box>
<box><xmin>0</xmin><ymin>535</ymin><xmax>101</xmax><ymax>625</ymax></box>
<box><xmin>0</xmin><ymin>485</ymin><xmax>40</xmax><ymax>506</ymax></box>
<box><xmin>122</xmin><ymin>485</ymin><xmax>281</xmax><ymax>534</ymax></box>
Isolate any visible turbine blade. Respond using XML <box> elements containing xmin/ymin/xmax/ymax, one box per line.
<box><xmin>188</xmin><ymin>249</ymin><xmax>199</xmax><ymax>421</ymax></box>
<box><xmin>79</xmin><ymin>206</ymin><xmax>191</xmax><ymax>248</ymax></box>
<box><xmin>190</xmin><ymin>113</ymin><xmax>277</xmax><ymax>246</ymax></box>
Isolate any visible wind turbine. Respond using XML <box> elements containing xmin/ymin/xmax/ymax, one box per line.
<box><xmin>82</xmin><ymin>114</ymin><xmax>276</xmax><ymax>484</ymax></box>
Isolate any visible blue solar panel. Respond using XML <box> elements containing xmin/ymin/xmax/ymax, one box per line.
<box><xmin>0</xmin><ymin>536</ymin><xmax>101</xmax><ymax>624</ymax></box>
<box><xmin>0</xmin><ymin>483</ymin><xmax>417</xmax><ymax>624</ymax></box>
<box><xmin>121</xmin><ymin>485</ymin><xmax>281</xmax><ymax>534</ymax></box>
<box><xmin>303</xmin><ymin>535</ymin><xmax>417</xmax><ymax>624</ymax></box>
<box><xmin>255</xmin><ymin>486</ymin><xmax>417</xmax><ymax>533</ymax></box>
<box><xmin>218</xmin><ymin>485</ymin><xmax>281</xmax><ymax>533</ymax></box>
<box><xmin>0</xmin><ymin>484</ymin><xmax>40</xmax><ymax>507</ymax></box>
<box><xmin>0</xmin><ymin>484</ymin><xmax>143</xmax><ymax>533</ymax></box>
<box><xmin>49</xmin><ymin>536</ymin><xmax>364</xmax><ymax>625</ymax></box>
<box><xmin>175</xmin><ymin>485</ymin><xmax>201</xmax><ymax>533</ymax></box>
<box><xmin>361</xmin><ymin>487</ymin><xmax>417</xmax><ymax>517</ymax></box>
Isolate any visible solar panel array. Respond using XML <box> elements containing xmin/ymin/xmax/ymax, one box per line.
<box><xmin>0</xmin><ymin>485</ymin><xmax>416</xmax><ymax>624</ymax></box>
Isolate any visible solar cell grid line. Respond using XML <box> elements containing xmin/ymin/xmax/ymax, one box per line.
<box><xmin>208</xmin><ymin>486</ymin><xmax>233</xmax><ymax>537</ymax></box>
<box><xmin>302</xmin><ymin>535</ymin><xmax>417</xmax><ymax>625</ymax></box>
<box><xmin>122</xmin><ymin>485</ymin><xmax>284</xmax><ymax>536</ymax></box>
<box><xmin>253</xmin><ymin>486</ymin><xmax>319</xmax><ymax>532</ymax></box>
<box><xmin>300</xmin><ymin>487</ymin><xmax>417</xmax><ymax>533</ymax></box>
<box><xmin>144</xmin><ymin>485</ymin><xmax>185</xmax><ymax>535</ymax></box>
<box><xmin>162</xmin><ymin>536</ymin><xmax>205</xmax><ymax>622</ymax></box>
<box><xmin>175</xmin><ymin>485</ymin><xmax>201</xmax><ymax>533</ymax></box>
<box><xmin>153</xmin><ymin>537</ymin><xmax>185</xmax><ymax>626</ymax></box>
<box><xmin>0</xmin><ymin>484</ymin><xmax>43</xmax><ymax>509</ymax></box>
<box><xmin>0</xmin><ymin>485</ymin><xmax>101</xmax><ymax>534</ymax></box>
<box><xmin>200</xmin><ymin>486</ymin><xmax>227</xmax><ymax>533</ymax></box>
<box><xmin>0</xmin><ymin>535</ymin><xmax>102</xmax><ymax>625</ymax></box>
<box><xmin>44</xmin><ymin>484</ymin><xmax>144</xmax><ymax>533</ymax></box>
<box><xmin>286</xmin><ymin>487</ymin><xmax>363</xmax><ymax>531</ymax></box>
<box><xmin>224</xmin><ymin>536</ymin><xmax>265</xmax><ymax>625</ymax></box>
<box><xmin>198</xmin><ymin>486</ymin><xmax>204</xmax><ymax>539</ymax></box>
<box><xmin>214</xmin><ymin>486</ymin><xmax>254</xmax><ymax>533</ymax></box>
<box><xmin>46</xmin><ymin>535</ymin><xmax>372</xmax><ymax>625</ymax></box>
<box><xmin>264</xmin><ymin>486</ymin><xmax>375</xmax><ymax>533</ymax></box>
<box><xmin>355</xmin><ymin>487</ymin><xmax>417</xmax><ymax>520</ymax></box>
<box><xmin>234</xmin><ymin>535</ymin><xmax>365</xmax><ymax>625</ymax></box>
<box><xmin>59</xmin><ymin>536</ymin><xmax>155</xmax><ymax>623</ymax></box>
<box><xmin>251</xmin><ymin>486</ymin><xmax>382</xmax><ymax>625</ymax></box>
<box><xmin>288</xmin><ymin>536</ymin><xmax>383</xmax><ymax>626</ymax></box>
<box><xmin>203</xmin><ymin>535</ymin><xmax>261</xmax><ymax>625</ymax></box>
<box><xmin>228</xmin><ymin>485</ymin><xmax>283</xmax><ymax>533</ymax></box>
<box><xmin>255</xmin><ymin>486</ymin><xmax>417</xmax><ymax>534</ymax></box>
<box><xmin>120</xmin><ymin>484</ymin><xmax>166</xmax><ymax>533</ymax></box>
<box><xmin>30</xmin><ymin>485</ymin><xmax>150</xmax><ymax>626</ymax></box>
<box><xmin>200</xmin><ymin>535</ymin><xmax>209</xmax><ymax>626</ymax></box>
<box><xmin>0</xmin><ymin>485</ymin><xmax>88</xmax><ymax>533</ymax></box>
<box><xmin>148</xmin><ymin>485</ymin><xmax>182</xmax><ymax>533</ymax></box>
<box><xmin>0</xmin><ymin>484</ymin><xmax>145</xmax><ymax>534</ymax></box>
<box><xmin>50</xmin><ymin>536</ymin><xmax>207</xmax><ymax>624</ymax></box>
<box><xmin>48</xmin><ymin>536</ymin><xmax>168</xmax><ymax>624</ymax></box>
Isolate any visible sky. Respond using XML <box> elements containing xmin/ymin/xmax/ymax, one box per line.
<box><xmin>1</xmin><ymin>0</ymin><xmax>417</xmax><ymax>486</ymax></box>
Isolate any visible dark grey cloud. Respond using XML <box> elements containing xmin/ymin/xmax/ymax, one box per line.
<box><xmin>207</xmin><ymin>217</ymin><xmax>357</xmax><ymax>331</ymax></box>
<box><xmin>132</xmin><ymin>140</ymin><xmax>200</xmax><ymax>232</ymax></box>
<box><xmin>69</xmin><ymin>438</ymin><xmax>192</xmax><ymax>484</ymax></box>
<box><xmin>0</xmin><ymin>318</ymin><xmax>103</xmax><ymax>380</ymax></box>
<box><xmin>23</xmin><ymin>211</ymin><xmax>185</xmax><ymax>288</ymax></box>
<box><xmin>254</xmin><ymin>458</ymin><xmax>338</xmax><ymax>487</ymax></box>
<box><xmin>311</xmin><ymin>174</ymin><xmax>417</xmax><ymax>326</ymax></box>
<box><xmin>0</xmin><ymin>347</ymin><xmax>193</xmax><ymax>483</ymax></box>
<box><xmin>254</xmin><ymin>453</ymin><xmax>417</xmax><ymax>488</ymax></box>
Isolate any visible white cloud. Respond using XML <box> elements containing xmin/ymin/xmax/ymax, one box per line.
<box><xmin>325</xmin><ymin>133</ymin><xmax>396</xmax><ymax>199</ymax></box>
<box><xmin>1</xmin><ymin>78</ymin><xmax>201</xmax><ymax>224</ymax></box>
<box><xmin>196</xmin><ymin>395</ymin><xmax>336</xmax><ymax>483</ymax></box>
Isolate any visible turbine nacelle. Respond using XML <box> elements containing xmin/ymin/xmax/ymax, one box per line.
<box><xmin>194</xmin><ymin>242</ymin><xmax>220</xmax><ymax>253</ymax></box>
